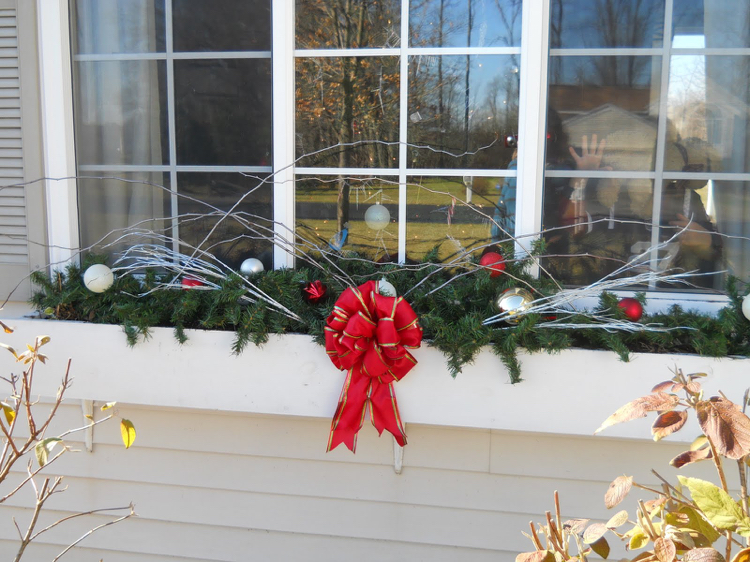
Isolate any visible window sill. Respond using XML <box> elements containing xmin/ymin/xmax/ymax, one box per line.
<box><xmin>5</xmin><ymin>317</ymin><xmax>749</xmax><ymax>441</ymax></box>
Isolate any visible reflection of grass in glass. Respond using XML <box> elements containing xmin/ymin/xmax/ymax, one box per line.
<box><xmin>296</xmin><ymin>219</ymin><xmax>399</xmax><ymax>260</ymax></box>
<box><xmin>297</xmin><ymin>218</ymin><xmax>490</xmax><ymax>261</ymax></box>
<box><xmin>406</xmin><ymin>221</ymin><xmax>490</xmax><ymax>260</ymax></box>
<box><xmin>295</xmin><ymin>182</ymin><xmax>400</xmax><ymax>204</ymax></box>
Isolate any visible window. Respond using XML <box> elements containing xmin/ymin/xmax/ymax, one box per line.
<box><xmin>542</xmin><ymin>0</ymin><xmax>750</xmax><ymax>290</ymax></box>
<box><xmin>70</xmin><ymin>0</ymin><xmax>274</xmax><ymax>270</ymax></box>
<box><xmin>65</xmin><ymin>0</ymin><xmax>749</xmax><ymax>296</ymax></box>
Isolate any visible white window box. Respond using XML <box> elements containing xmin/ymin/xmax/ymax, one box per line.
<box><xmin>5</xmin><ymin>318</ymin><xmax>749</xmax><ymax>443</ymax></box>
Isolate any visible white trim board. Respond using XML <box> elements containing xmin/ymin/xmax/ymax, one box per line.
<box><xmin>4</xmin><ymin>318</ymin><xmax>748</xmax><ymax>443</ymax></box>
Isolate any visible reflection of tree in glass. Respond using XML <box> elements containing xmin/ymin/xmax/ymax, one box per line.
<box><xmin>296</xmin><ymin>0</ymin><xmax>401</xmax><ymax>236</ymax></box>
<box><xmin>550</xmin><ymin>0</ymin><xmax>662</xmax><ymax>87</ymax></box>
<box><xmin>408</xmin><ymin>0</ymin><xmax>520</xmax><ymax>169</ymax></box>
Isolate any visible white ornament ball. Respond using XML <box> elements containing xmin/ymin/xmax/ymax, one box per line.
<box><xmin>742</xmin><ymin>294</ymin><xmax>750</xmax><ymax>321</ymax></box>
<box><xmin>83</xmin><ymin>264</ymin><xmax>114</xmax><ymax>293</ymax></box>
<box><xmin>378</xmin><ymin>278</ymin><xmax>397</xmax><ymax>297</ymax></box>
<box><xmin>364</xmin><ymin>204</ymin><xmax>390</xmax><ymax>231</ymax></box>
<box><xmin>240</xmin><ymin>258</ymin><xmax>264</xmax><ymax>276</ymax></box>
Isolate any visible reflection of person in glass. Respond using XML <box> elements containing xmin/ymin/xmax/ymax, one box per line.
<box><xmin>544</xmin><ymin>109</ymin><xmax>721</xmax><ymax>287</ymax></box>
<box><xmin>491</xmin><ymin>147</ymin><xmax>517</xmax><ymax>241</ymax></box>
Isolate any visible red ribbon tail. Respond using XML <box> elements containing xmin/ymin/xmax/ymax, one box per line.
<box><xmin>327</xmin><ymin>369</ymin><xmax>370</xmax><ymax>453</ymax></box>
<box><xmin>369</xmin><ymin>380</ymin><xmax>407</xmax><ymax>447</ymax></box>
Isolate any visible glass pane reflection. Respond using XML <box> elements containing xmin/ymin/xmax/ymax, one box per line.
<box><xmin>71</xmin><ymin>0</ymin><xmax>166</xmax><ymax>54</ymax></box>
<box><xmin>295</xmin><ymin>57</ymin><xmax>400</xmax><ymax>168</ymax></box>
<box><xmin>296</xmin><ymin>176</ymin><xmax>399</xmax><ymax>261</ymax></box>
<box><xmin>547</xmin><ymin>56</ymin><xmax>661</xmax><ymax>172</ymax></box>
<box><xmin>666</xmin><ymin>56</ymin><xmax>750</xmax><ymax>174</ymax></box>
<box><xmin>296</xmin><ymin>0</ymin><xmax>400</xmax><ymax>49</ymax></box>
<box><xmin>410</xmin><ymin>0</ymin><xmax>522</xmax><ymax>48</ymax></box>
<box><xmin>78</xmin><ymin>172</ymin><xmax>170</xmax><ymax>258</ymax></box>
<box><xmin>173</xmin><ymin>0</ymin><xmax>271</xmax><ymax>52</ymax></box>
<box><xmin>405</xmin><ymin>176</ymin><xmax>497</xmax><ymax>261</ymax></box>
<box><xmin>177</xmin><ymin>173</ymin><xmax>274</xmax><ymax>271</ymax></box>
<box><xmin>73</xmin><ymin>61</ymin><xmax>169</xmax><ymax>166</ymax></box>
<box><xmin>174</xmin><ymin>59</ymin><xmax>272</xmax><ymax>166</ymax></box>
<box><xmin>549</xmin><ymin>0</ymin><xmax>664</xmax><ymax>49</ymax></box>
<box><xmin>542</xmin><ymin>176</ymin><xmax>655</xmax><ymax>286</ymax></box>
<box><xmin>673</xmin><ymin>0</ymin><xmax>750</xmax><ymax>48</ymax></box>
<box><xmin>408</xmin><ymin>55</ymin><xmax>519</xmax><ymax>169</ymax></box>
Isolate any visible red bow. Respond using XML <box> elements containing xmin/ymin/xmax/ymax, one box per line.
<box><xmin>324</xmin><ymin>280</ymin><xmax>422</xmax><ymax>452</ymax></box>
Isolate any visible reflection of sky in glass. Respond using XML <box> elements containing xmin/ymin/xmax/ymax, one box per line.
<box><xmin>673</xmin><ymin>0</ymin><xmax>750</xmax><ymax>48</ymax></box>
<box><xmin>549</xmin><ymin>0</ymin><xmax>664</xmax><ymax>49</ymax></box>
<box><xmin>410</xmin><ymin>0</ymin><xmax>522</xmax><ymax>48</ymax></box>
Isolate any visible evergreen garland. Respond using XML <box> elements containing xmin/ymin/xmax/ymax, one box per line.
<box><xmin>29</xmin><ymin>251</ymin><xmax>750</xmax><ymax>384</ymax></box>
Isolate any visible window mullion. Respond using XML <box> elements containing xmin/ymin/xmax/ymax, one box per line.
<box><xmin>273</xmin><ymin>0</ymin><xmax>296</xmax><ymax>269</ymax></box>
<box><xmin>515</xmin><ymin>0</ymin><xmax>550</xmax><ymax>267</ymax></box>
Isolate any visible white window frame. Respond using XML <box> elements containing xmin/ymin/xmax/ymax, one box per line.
<box><xmin>36</xmin><ymin>0</ymin><xmax>732</xmax><ymax>314</ymax></box>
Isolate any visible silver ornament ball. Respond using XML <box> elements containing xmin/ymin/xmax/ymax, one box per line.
<box><xmin>83</xmin><ymin>264</ymin><xmax>114</xmax><ymax>293</ymax></box>
<box><xmin>377</xmin><ymin>278</ymin><xmax>397</xmax><ymax>297</ymax></box>
<box><xmin>240</xmin><ymin>258</ymin><xmax>264</xmax><ymax>276</ymax></box>
<box><xmin>742</xmin><ymin>293</ymin><xmax>750</xmax><ymax>321</ymax></box>
<box><xmin>364</xmin><ymin>204</ymin><xmax>390</xmax><ymax>231</ymax></box>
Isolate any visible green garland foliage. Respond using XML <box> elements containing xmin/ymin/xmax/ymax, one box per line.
<box><xmin>29</xmin><ymin>250</ymin><xmax>750</xmax><ymax>384</ymax></box>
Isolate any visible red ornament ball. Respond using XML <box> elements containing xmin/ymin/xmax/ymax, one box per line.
<box><xmin>617</xmin><ymin>297</ymin><xmax>643</xmax><ymax>322</ymax></box>
<box><xmin>181</xmin><ymin>277</ymin><xmax>204</xmax><ymax>288</ymax></box>
<box><xmin>479</xmin><ymin>251</ymin><xmax>506</xmax><ymax>278</ymax></box>
<box><xmin>302</xmin><ymin>280</ymin><xmax>327</xmax><ymax>304</ymax></box>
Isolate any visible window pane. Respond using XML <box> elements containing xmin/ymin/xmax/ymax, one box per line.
<box><xmin>295</xmin><ymin>57</ymin><xmax>400</xmax><ymax>168</ymax></box>
<box><xmin>549</xmin><ymin>0</ymin><xmax>664</xmax><ymax>49</ymax></box>
<box><xmin>173</xmin><ymin>0</ymin><xmax>271</xmax><ymax>52</ymax></box>
<box><xmin>296</xmin><ymin>0</ymin><xmax>400</xmax><ymax>49</ymax></box>
<box><xmin>78</xmin><ymin>172</ymin><xmax>171</xmax><ymax>257</ymax></box>
<box><xmin>174</xmin><ymin>59</ymin><xmax>272</xmax><ymax>166</ymax></box>
<box><xmin>655</xmin><ymin>178</ymin><xmax>725</xmax><ymax>290</ymax></box>
<box><xmin>542</xmin><ymin>177</ymin><xmax>655</xmax><ymax>286</ymax></box>
<box><xmin>408</xmin><ymin>55</ymin><xmax>519</xmax><ymax>169</ymax></box>
<box><xmin>177</xmin><ymin>173</ymin><xmax>274</xmax><ymax>271</ymax></box>
<box><xmin>547</xmin><ymin>56</ymin><xmax>661</xmax><ymax>172</ymax></box>
<box><xmin>406</xmin><ymin>176</ymin><xmax>498</xmax><ymax>261</ymax></box>
<box><xmin>73</xmin><ymin>61</ymin><xmax>169</xmax><ymax>166</ymax></box>
<box><xmin>296</xmin><ymin>176</ymin><xmax>399</xmax><ymax>260</ymax></box>
<box><xmin>410</xmin><ymin>0</ymin><xmax>522</xmax><ymax>48</ymax></box>
<box><xmin>673</xmin><ymin>0</ymin><xmax>750</xmax><ymax>48</ymax></box>
<box><xmin>71</xmin><ymin>0</ymin><xmax>166</xmax><ymax>54</ymax></box>
<box><xmin>665</xmin><ymin>56</ymin><xmax>750</xmax><ymax>174</ymax></box>
<box><xmin>709</xmin><ymin>180</ymin><xmax>750</xmax><ymax>286</ymax></box>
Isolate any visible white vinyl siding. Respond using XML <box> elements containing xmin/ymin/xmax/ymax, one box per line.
<box><xmin>0</xmin><ymin>402</ymin><xmax>718</xmax><ymax>561</ymax></box>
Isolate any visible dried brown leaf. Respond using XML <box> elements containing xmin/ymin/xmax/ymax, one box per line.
<box><xmin>584</xmin><ymin>522</ymin><xmax>608</xmax><ymax>544</ymax></box>
<box><xmin>652</xmin><ymin>410</ymin><xmax>688</xmax><ymax>441</ymax></box>
<box><xmin>605</xmin><ymin>476</ymin><xmax>633</xmax><ymax>509</ymax></box>
<box><xmin>606</xmin><ymin>510</ymin><xmax>629</xmax><ymax>529</ymax></box>
<box><xmin>595</xmin><ymin>393</ymin><xmax>679</xmax><ymax>434</ymax></box>
<box><xmin>652</xmin><ymin>381</ymin><xmax>675</xmax><ymax>393</ymax></box>
<box><xmin>564</xmin><ymin>519</ymin><xmax>590</xmax><ymax>535</ymax></box>
<box><xmin>516</xmin><ymin>551</ymin><xmax>555</xmax><ymax>562</ymax></box>
<box><xmin>643</xmin><ymin>497</ymin><xmax>667</xmax><ymax>511</ymax></box>
<box><xmin>654</xmin><ymin>537</ymin><xmax>676</xmax><ymax>562</ymax></box>
<box><xmin>696</xmin><ymin>397</ymin><xmax>750</xmax><ymax>459</ymax></box>
<box><xmin>670</xmin><ymin>447</ymin><xmax>713</xmax><ymax>468</ymax></box>
<box><xmin>687</xmin><ymin>382</ymin><xmax>702</xmax><ymax>394</ymax></box>
<box><xmin>683</xmin><ymin>548</ymin><xmax>726</xmax><ymax>562</ymax></box>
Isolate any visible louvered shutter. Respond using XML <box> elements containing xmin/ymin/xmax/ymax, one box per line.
<box><xmin>0</xmin><ymin>1</ymin><xmax>45</xmax><ymax>302</ymax></box>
